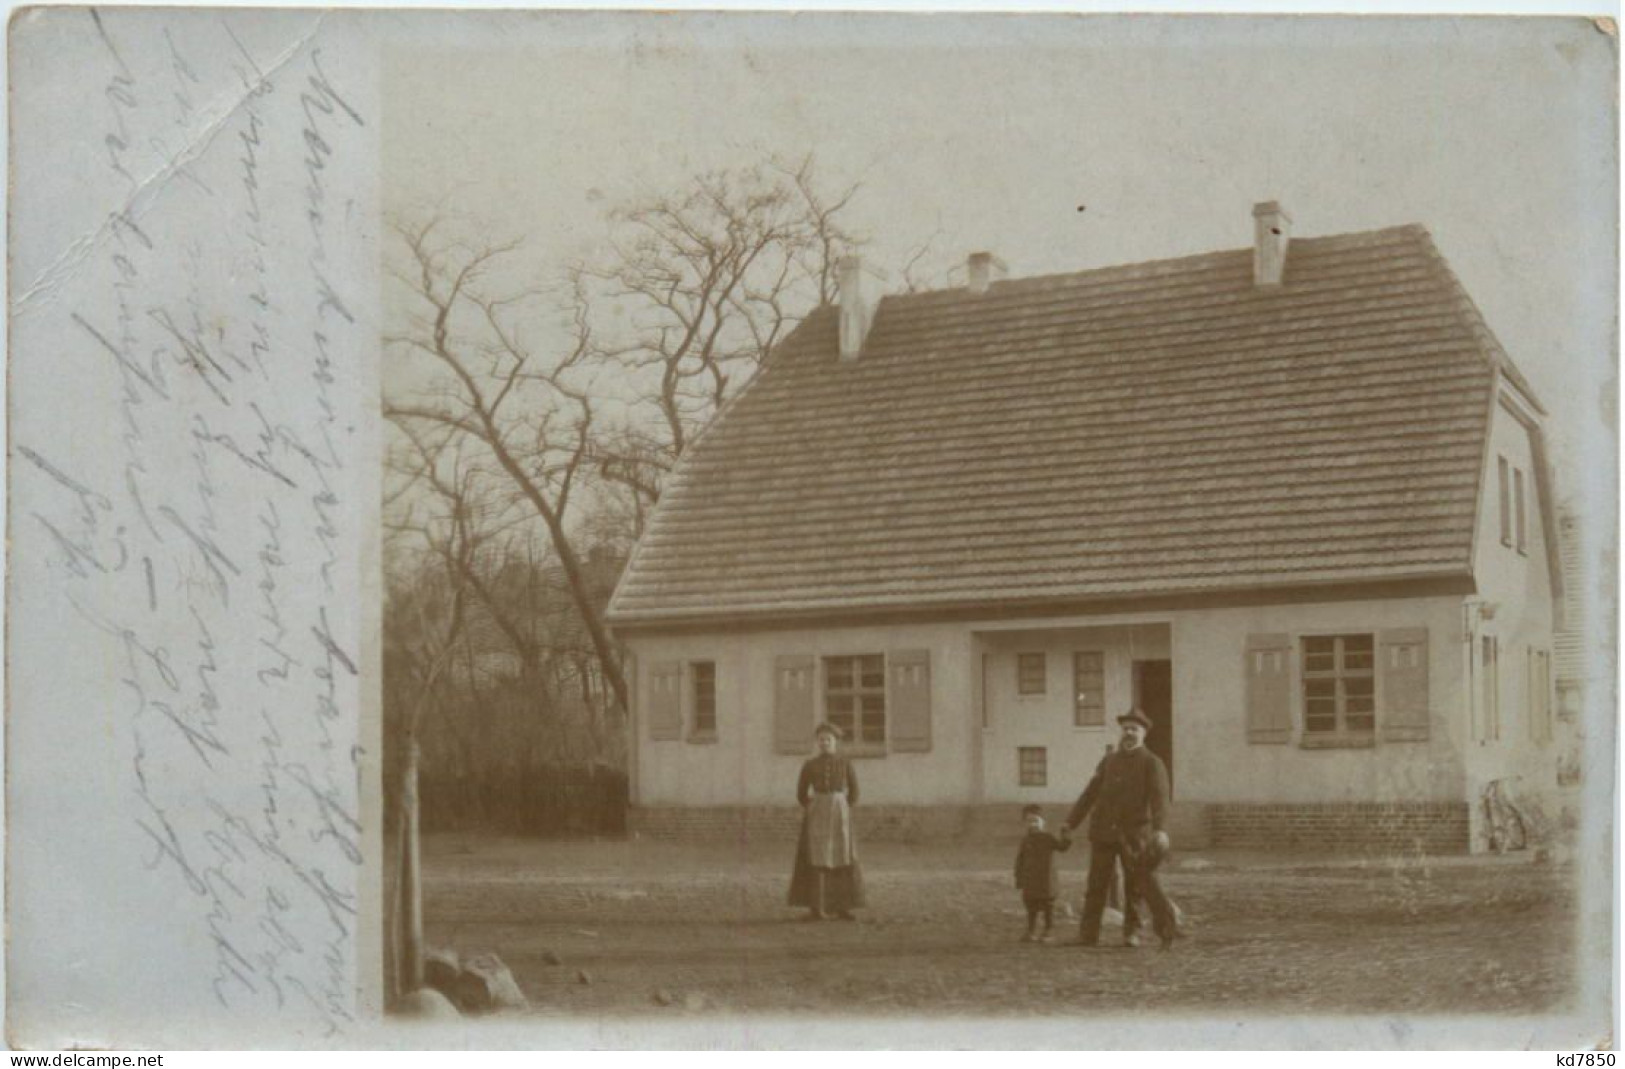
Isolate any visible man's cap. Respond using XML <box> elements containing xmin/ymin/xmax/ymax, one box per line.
<box><xmin>1117</xmin><ymin>708</ymin><xmax>1153</xmax><ymax>731</ymax></box>
<box><xmin>814</xmin><ymin>721</ymin><xmax>845</xmax><ymax>740</ymax></box>
<box><xmin>1022</xmin><ymin>804</ymin><xmax>1043</xmax><ymax>817</ymax></box>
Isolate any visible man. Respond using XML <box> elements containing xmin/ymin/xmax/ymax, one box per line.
<box><xmin>1063</xmin><ymin>708</ymin><xmax>1179</xmax><ymax>949</ymax></box>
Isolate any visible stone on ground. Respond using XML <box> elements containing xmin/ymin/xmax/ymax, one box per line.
<box><xmin>454</xmin><ymin>952</ymin><xmax>529</xmax><ymax>1013</ymax></box>
<box><xmin>397</xmin><ymin>987</ymin><xmax>461</xmax><ymax>1019</ymax></box>
<box><xmin>423</xmin><ymin>947</ymin><xmax>461</xmax><ymax>997</ymax></box>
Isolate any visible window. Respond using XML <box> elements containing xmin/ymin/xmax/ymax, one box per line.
<box><xmin>690</xmin><ymin>661</ymin><xmax>716</xmax><ymax>740</ymax></box>
<box><xmin>825</xmin><ymin>654</ymin><xmax>886</xmax><ymax>747</ymax></box>
<box><xmin>1019</xmin><ymin>747</ymin><xmax>1047</xmax><ymax>787</ymax></box>
<box><xmin>1514</xmin><ymin>467</ymin><xmax>1527</xmax><ymax>554</ymax></box>
<box><xmin>1498</xmin><ymin>457</ymin><xmax>1512</xmax><ymax>547</ymax></box>
<box><xmin>1017</xmin><ymin>652</ymin><xmax>1047</xmax><ymax>695</ymax></box>
<box><xmin>1073</xmin><ymin>651</ymin><xmax>1105</xmax><ymax>726</ymax></box>
<box><xmin>1480</xmin><ymin>636</ymin><xmax>1501</xmax><ymax>741</ymax></box>
<box><xmin>1302</xmin><ymin>634</ymin><xmax>1375</xmax><ymax>742</ymax></box>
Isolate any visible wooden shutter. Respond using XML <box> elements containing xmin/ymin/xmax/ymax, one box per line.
<box><xmin>773</xmin><ymin>655</ymin><xmax>816</xmax><ymax>754</ymax></box>
<box><xmin>889</xmin><ymin>650</ymin><xmax>932</xmax><ymax>752</ymax></box>
<box><xmin>1245</xmin><ymin>634</ymin><xmax>1292</xmax><ymax>743</ymax></box>
<box><xmin>1528</xmin><ymin>648</ymin><xmax>1552</xmax><ymax>743</ymax></box>
<box><xmin>1379</xmin><ymin>628</ymin><xmax>1430</xmax><ymax>741</ymax></box>
<box><xmin>647</xmin><ymin>661</ymin><xmax>682</xmax><ymax>741</ymax></box>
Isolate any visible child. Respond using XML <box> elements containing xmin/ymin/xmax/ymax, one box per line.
<box><xmin>1014</xmin><ymin>804</ymin><xmax>1072</xmax><ymax>942</ymax></box>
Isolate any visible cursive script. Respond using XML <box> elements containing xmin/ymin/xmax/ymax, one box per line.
<box><xmin>11</xmin><ymin>10</ymin><xmax>369</xmax><ymax>1040</ymax></box>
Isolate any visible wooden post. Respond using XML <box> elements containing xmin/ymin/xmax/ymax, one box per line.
<box><xmin>401</xmin><ymin>738</ymin><xmax>425</xmax><ymax>992</ymax></box>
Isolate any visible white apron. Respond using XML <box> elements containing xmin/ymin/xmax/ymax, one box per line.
<box><xmin>804</xmin><ymin>791</ymin><xmax>854</xmax><ymax>868</ymax></box>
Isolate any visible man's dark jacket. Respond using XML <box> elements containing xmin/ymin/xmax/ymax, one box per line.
<box><xmin>1065</xmin><ymin>746</ymin><xmax>1170</xmax><ymax>845</ymax></box>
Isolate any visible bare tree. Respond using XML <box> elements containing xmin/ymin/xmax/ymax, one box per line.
<box><xmin>585</xmin><ymin>155</ymin><xmax>864</xmax><ymax>527</ymax></box>
<box><xmin>385</xmin><ymin>160</ymin><xmax>866</xmax><ymax>726</ymax></box>
<box><xmin>385</xmin><ymin>216</ymin><xmax>632</xmax><ymax>715</ymax></box>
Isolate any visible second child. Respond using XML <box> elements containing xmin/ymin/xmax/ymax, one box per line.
<box><xmin>1014</xmin><ymin>804</ymin><xmax>1072</xmax><ymax>942</ymax></box>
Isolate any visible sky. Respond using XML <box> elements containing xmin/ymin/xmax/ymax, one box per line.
<box><xmin>383</xmin><ymin>13</ymin><xmax>1616</xmax><ymax>520</ymax></box>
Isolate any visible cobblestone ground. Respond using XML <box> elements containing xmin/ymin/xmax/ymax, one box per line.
<box><xmin>420</xmin><ymin>835</ymin><xmax>1576</xmax><ymax>1018</ymax></box>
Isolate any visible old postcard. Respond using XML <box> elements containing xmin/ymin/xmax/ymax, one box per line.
<box><xmin>6</xmin><ymin>7</ymin><xmax>1617</xmax><ymax>1049</ymax></box>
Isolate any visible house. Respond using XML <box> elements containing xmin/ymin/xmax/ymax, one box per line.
<box><xmin>606</xmin><ymin>203</ymin><xmax>1562</xmax><ymax>853</ymax></box>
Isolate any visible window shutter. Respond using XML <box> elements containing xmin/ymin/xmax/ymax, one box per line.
<box><xmin>1379</xmin><ymin>628</ymin><xmax>1430</xmax><ymax>741</ymax></box>
<box><xmin>889</xmin><ymin>649</ymin><xmax>932</xmax><ymax>752</ymax></box>
<box><xmin>773</xmin><ymin>655</ymin><xmax>816</xmax><ymax>754</ymax></box>
<box><xmin>1529</xmin><ymin>648</ymin><xmax>1552</xmax><ymax>743</ymax></box>
<box><xmin>647</xmin><ymin>661</ymin><xmax>682</xmax><ymax>741</ymax></box>
<box><xmin>1245</xmin><ymin>633</ymin><xmax>1292</xmax><ymax>743</ymax></box>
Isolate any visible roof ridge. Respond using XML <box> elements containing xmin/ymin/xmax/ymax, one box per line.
<box><xmin>871</xmin><ymin>222</ymin><xmax>1432</xmax><ymax>310</ymax></box>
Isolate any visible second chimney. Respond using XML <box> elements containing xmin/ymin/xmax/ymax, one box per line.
<box><xmin>838</xmin><ymin>255</ymin><xmax>872</xmax><ymax>360</ymax></box>
<box><xmin>966</xmin><ymin>251</ymin><xmax>1007</xmax><ymax>296</ymax></box>
<box><xmin>1252</xmin><ymin>201</ymin><xmax>1292</xmax><ymax>287</ymax></box>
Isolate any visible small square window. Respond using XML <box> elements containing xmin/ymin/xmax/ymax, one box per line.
<box><xmin>1017</xmin><ymin>653</ymin><xmax>1047</xmax><ymax>695</ymax></box>
<box><xmin>1018</xmin><ymin>746</ymin><xmax>1047</xmax><ymax>787</ymax></box>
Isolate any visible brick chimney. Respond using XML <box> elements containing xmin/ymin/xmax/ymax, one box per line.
<box><xmin>967</xmin><ymin>251</ymin><xmax>1007</xmax><ymax>296</ymax></box>
<box><xmin>1252</xmin><ymin>201</ymin><xmax>1292</xmax><ymax>287</ymax></box>
<box><xmin>838</xmin><ymin>255</ymin><xmax>872</xmax><ymax>360</ymax></box>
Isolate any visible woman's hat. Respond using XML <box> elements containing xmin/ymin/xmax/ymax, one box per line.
<box><xmin>1117</xmin><ymin>708</ymin><xmax>1153</xmax><ymax>731</ymax></box>
<box><xmin>814</xmin><ymin>722</ymin><xmax>845</xmax><ymax>740</ymax></box>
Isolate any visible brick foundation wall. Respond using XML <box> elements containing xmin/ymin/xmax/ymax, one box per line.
<box><xmin>628</xmin><ymin>805</ymin><xmax>976</xmax><ymax>844</ymax></box>
<box><xmin>629</xmin><ymin>802</ymin><xmax>1214</xmax><ymax>846</ymax></box>
<box><xmin>1206</xmin><ymin>802</ymin><xmax>1470</xmax><ymax>853</ymax></box>
<box><xmin>632</xmin><ymin>801</ymin><xmax>1470</xmax><ymax>852</ymax></box>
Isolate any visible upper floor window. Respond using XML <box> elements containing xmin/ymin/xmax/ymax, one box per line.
<box><xmin>1514</xmin><ymin>467</ymin><xmax>1527</xmax><ymax>554</ymax></box>
<box><xmin>1302</xmin><ymin>634</ymin><xmax>1375</xmax><ymax>741</ymax></box>
<box><xmin>1499</xmin><ymin>455</ymin><xmax>1530</xmax><ymax>554</ymax></box>
<box><xmin>1498</xmin><ymin>456</ymin><xmax>1512</xmax><ymax>548</ymax></box>
<box><xmin>1017</xmin><ymin>652</ymin><xmax>1047</xmax><ymax>695</ymax></box>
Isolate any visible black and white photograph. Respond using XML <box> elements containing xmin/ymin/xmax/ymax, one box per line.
<box><xmin>4</xmin><ymin>5</ymin><xmax>1618</xmax><ymax>1051</ymax></box>
<box><xmin>376</xmin><ymin>11</ymin><xmax>1616</xmax><ymax>1040</ymax></box>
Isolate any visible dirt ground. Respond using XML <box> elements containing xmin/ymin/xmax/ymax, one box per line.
<box><xmin>421</xmin><ymin>833</ymin><xmax>1576</xmax><ymax>1017</ymax></box>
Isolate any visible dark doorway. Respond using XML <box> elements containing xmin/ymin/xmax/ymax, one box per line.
<box><xmin>1133</xmin><ymin>659</ymin><xmax>1173</xmax><ymax>793</ymax></box>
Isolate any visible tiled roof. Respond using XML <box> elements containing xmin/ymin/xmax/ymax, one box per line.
<box><xmin>610</xmin><ymin>224</ymin><xmax>1517</xmax><ymax>625</ymax></box>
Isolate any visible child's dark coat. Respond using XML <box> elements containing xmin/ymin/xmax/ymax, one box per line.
<box><xmin>1014</xmin><ymin>829</ymin><xmax>1072</xmax><ymax>899</ymax></box>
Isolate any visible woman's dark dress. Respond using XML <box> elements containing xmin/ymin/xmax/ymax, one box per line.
<box><xmin>787</xmin><ymin>753</ymin><xmax>867</xmax><ymax>912</ymax></box>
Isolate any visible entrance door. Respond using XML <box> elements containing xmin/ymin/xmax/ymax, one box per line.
<box><xmin>1133</xmin><ymin>660</ymin><xmax>1173</xmax><ymax>793</ymax></box>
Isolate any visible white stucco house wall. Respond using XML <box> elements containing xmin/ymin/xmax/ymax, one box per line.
<box><xmin>607</xmin><ymin>203</ymin><xmax>1562</xmax><ymax>853</ymax></box>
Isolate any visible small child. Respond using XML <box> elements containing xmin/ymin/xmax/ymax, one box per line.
<box><xmin>1014</xmin><ymin>804</ymin><xmax>1071</xmax><ymax>942</ymax></box>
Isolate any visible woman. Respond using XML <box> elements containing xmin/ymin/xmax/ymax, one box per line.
<box><xmin>787</xmin><ymin>722</ymin><xmax>866</xmax><ymax>920</ymax></box>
